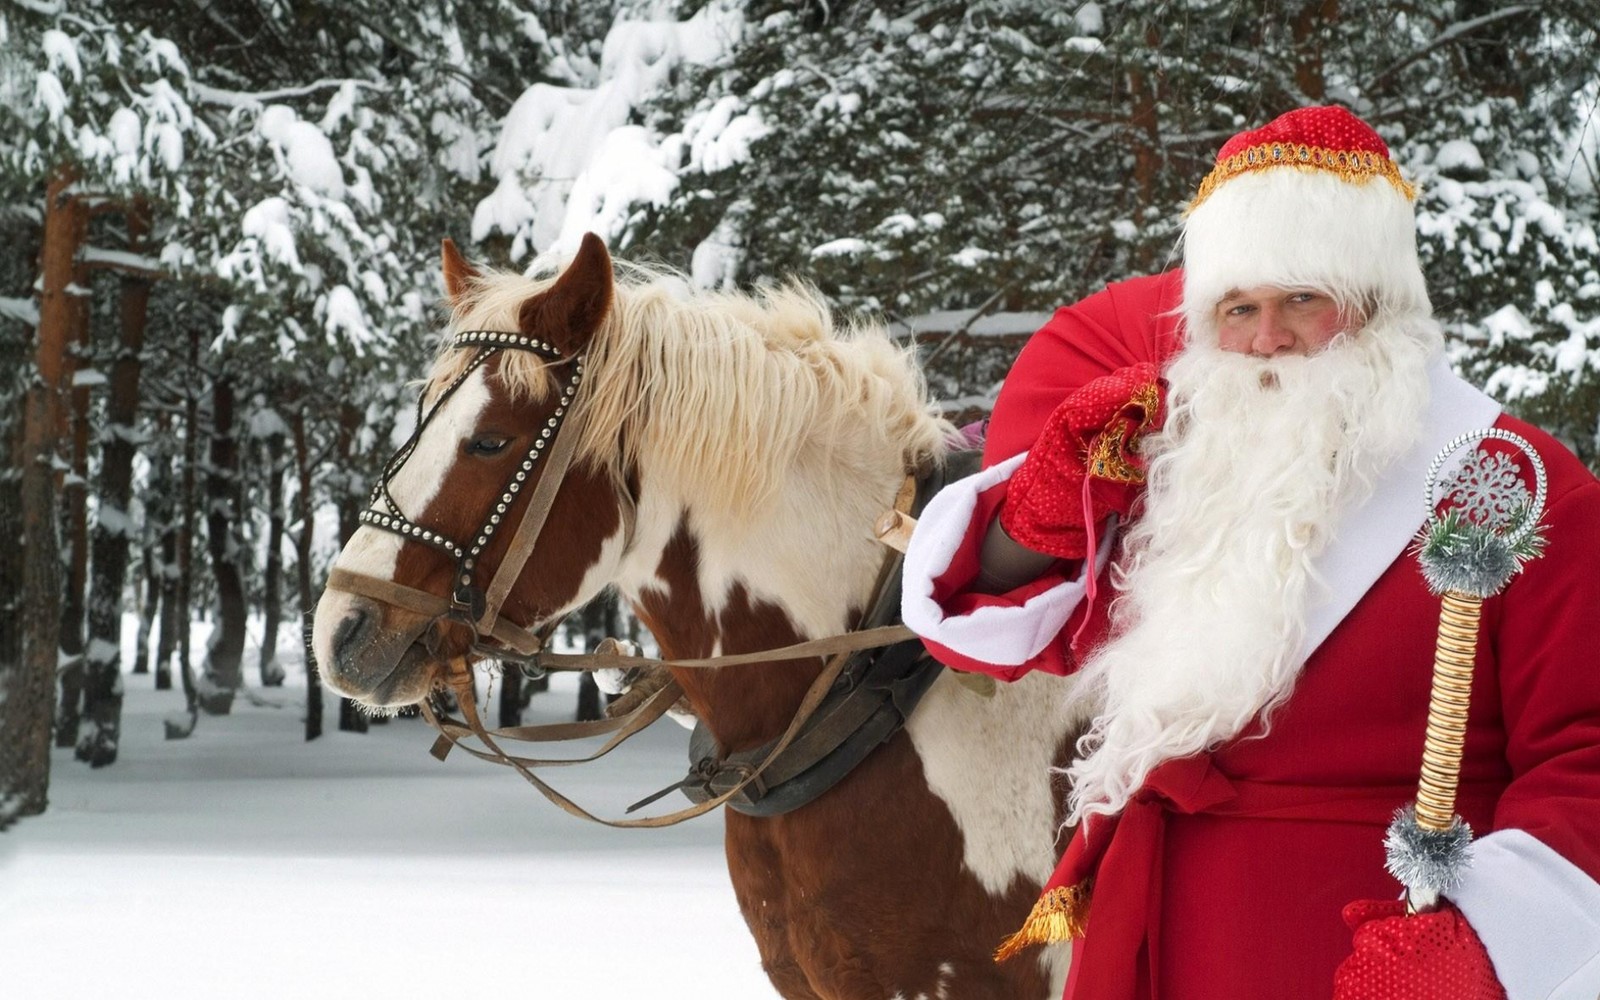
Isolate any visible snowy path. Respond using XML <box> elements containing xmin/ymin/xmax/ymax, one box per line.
<box><xmin>1</xmin><ymin>659</ymin><xmax>777</xmax><ymax>999</ymax></box>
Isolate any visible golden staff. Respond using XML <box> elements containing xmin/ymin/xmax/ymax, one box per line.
<box><xmin>1386</xmin><ymin>429</ymin><xmax>1548</xmax><ymax>912</ymax></box>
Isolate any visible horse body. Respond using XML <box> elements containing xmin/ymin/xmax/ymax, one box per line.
<box><xmin>312</xmin><ymin>236</ymin><xmax>1077</xmax><ymax>999</ymax></box>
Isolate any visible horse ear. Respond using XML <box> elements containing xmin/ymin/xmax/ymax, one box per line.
<box><xmin>441</xmin><ymin>238</ymin><xmax>479</xmax><ymax>306</ymax></box>
<box><xmin>519</xmin><ymin>232</ymin><xmax>613</xmax><ymax>355</ymax></box>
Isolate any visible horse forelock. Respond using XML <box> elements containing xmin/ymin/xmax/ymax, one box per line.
<box><xmin>423</xmin><ymin>261</ymin><xmax>955</xmax><ymax>515</ymax></box>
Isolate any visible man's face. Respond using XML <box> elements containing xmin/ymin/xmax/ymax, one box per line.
<box><xmin>1214</xmin><ymin>286</ymin><xmax>1353</xmax><ymax>357</ymax></box>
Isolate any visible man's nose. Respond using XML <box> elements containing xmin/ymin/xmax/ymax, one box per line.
<box><xmin>1251</xmin><ymin>307</ymin><xmax>1296</xmax><ymax>356</ymax></box>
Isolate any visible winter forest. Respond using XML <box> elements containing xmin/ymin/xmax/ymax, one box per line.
<box><xmin>0</xmin><ymin>0</ymin><xmax>1597</xmax><ymax>993</ymax></box>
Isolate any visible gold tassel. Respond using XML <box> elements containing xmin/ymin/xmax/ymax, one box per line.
<box><xmin>994</xmin><ymin>881</ymin><xmax>1093</xmax><ymax>962</ymax></box>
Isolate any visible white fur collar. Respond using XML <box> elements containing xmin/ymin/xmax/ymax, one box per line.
<box><xmin>1300</xmin><ymin>357</ymin><xmax>1502</xmax><ymax>660</ymax></box>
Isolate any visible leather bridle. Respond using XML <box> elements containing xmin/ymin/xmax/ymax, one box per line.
<box><xmin>326</xmin><ymin>327</ymin><xmax>632</xmax><ymax>664</ymax></box>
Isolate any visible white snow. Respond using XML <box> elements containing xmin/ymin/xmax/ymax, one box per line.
<box><xmin>108</xmin><ymin>106</ymin><xmax>141</xmax><ymax>154</ymax></box>
<box><xmin>95</xmin><ymin>504</ymin><xmax>135</xmax><ymax>537</ymax></box>
<box><xmin>810</xmin><ymin>237</ymin><xmax>872</xmax><ymax>258</ymax></box>
<box><xmin>682</xmin><ymin>95</ymin><xmax>770</xmax><ymax>174</ymax></box>
<box><xmin>556</xmin><ymin>125</ymin><xmax>679</xmax><ymax>248</ymax></box>
<box><xmin>80</xmin><ymin>246</ymin><xmax>165</xmax><ymax>274</ymax></box>
<box><xmin>322</xmin><ymin>283</ymin><xmax>372</xmax><ymax>348</ymax></box>
<box><xmin>690</xmin><ymin>213</ymin><xmax>743</xmax><ymax>290</ymax></box>
<box><xmin>249</xmin><ymin>406</ymin><xmax>291</xmax><ymax>440</ymax></box>
<box><xmin>258</xmin><ymin>104</ymin><xmax>346</xmax><ymax>198</ymax></box>
<box><xmin>0</xmin><ymin>295</ymin><xmax>40</xmax><ymax>325</ymax></box>
<box><xmin>0</xmin><ymin>620</ymin><xmax>776</xmax><ymax>1000</ymax></box>
<box><xmin>1435</xmin><ymin>139</ymin><xmax>1485</xmax><ymax>173</ymax></box>
<box><xmin>239</xmin><ymin>196</ymin><xmax>301</xmax><ymax>271</ymax></box>
<box><xmin>34</xmin><ymin>69</ymin><xmax>67</xmax><ymax>123</ymax></box>
<box><xmin>41</xmin><ymin>28</ymin><xmax>82</xmax><ymax>83</ymax></box>
<box><xmin>473</xmin><ymin>4</ymin><xmax>746</xmax><ymax>259</ymax></box>
<box><xmin>1483</xmin><ymin>303</ymin><xmax>1534</xmax><ymax>347</ymax></box>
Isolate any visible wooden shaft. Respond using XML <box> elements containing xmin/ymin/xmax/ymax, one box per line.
<box><xmin>1415</xmin><ymin>590</ymin><xmax>1483</xmax><ymax>831</ymax></box>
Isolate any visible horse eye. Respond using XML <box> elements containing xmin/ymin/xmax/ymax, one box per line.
<box><xmin>467</xmin><ymin>435</ymin><xmax>511</xmax><ymax>457</ymax></box>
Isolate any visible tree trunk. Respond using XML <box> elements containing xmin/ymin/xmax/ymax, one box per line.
<box><xmin>78</xmin><ymin>204</ymin><xmax>152</xmax><ymax>767</ymax></box>
<box><xmin>258</xmin><ymin>423</ymin><xmax>287</xmax><ymax>686</ymax></box>
<box><xmin>290</xmin><ymin>405</ymin><xmax>322</xmax><ymax>741</ymax></box>
<box><xmin>167</xmin><ymin>325</ymin><xmax>202</xmax><ymax>739</ymax></box>
<box><xmin>133</xmin><ymin>547</ymin><xmax>157</xmax><ymax>675</ymax></box>
<box><xmin>53</xmin><ymin>194</ymin><xmax>93</xmax><ymax>749</ymax></box>
<box><xmin>145</xmin><ymin>413</ymin><xmax>178</xmax><ymax>690</ymax></box>
<box><xmin>197</xmin><ymin>376</ymin><xmax>246</xmax><ymax>715</ymax></box>
<box><xmin>154</xmin><ymin>517</ymin><xmax>179</xmax><ymax>689</ymax></box>
<box><xmin>497</xmin><ymin>664</ymin><xmax>524</xmax><ymax>728</ymax></box>
<box><xmin>0</xmin><ymin>425</ymin><xmax>24</xmax><ymax>818</ymax></box>
<box><xmin>3</xmin><ymin>167</ymin><xmax>80</xmax><ymax>825</ymax></box>
<box><xmin>1291</xmin><ymin>0</ymin><xmax>1338</xmax><ymax>102</ymax></box>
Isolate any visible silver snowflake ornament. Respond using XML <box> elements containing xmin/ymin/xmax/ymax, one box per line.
<box><xmin>1417</xmin><ymin>429</ymin><xmax>1549</xmax><ymax>599</ymax></box>
<box><xmin>1440</xmin><ymin>447</ymin><xmax>1531</xmax><ymax>530</ymax></box>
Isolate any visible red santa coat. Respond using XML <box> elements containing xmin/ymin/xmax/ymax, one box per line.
<box><xmin>902</xmin><ymin>271</ymin><xmax>1600</xmax><ymax>1000</ymax></box>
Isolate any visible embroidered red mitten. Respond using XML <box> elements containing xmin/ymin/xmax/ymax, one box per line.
<box><xmin>1332</xmin><ymin>899</ymin><xmax>1507</xmax><ymax>1000</ymax></box>
<box><xmin>999</xmin><ymin>363</ymin><xmax>1165</xmax><ymax>559</ymax></box>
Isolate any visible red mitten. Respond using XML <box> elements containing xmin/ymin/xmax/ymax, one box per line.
<box><xmin>1332</xmin><ymin>899</ymin><xmax>1507</xmax><ymax>1000</ymax></box>
<box><xmin>999</xmin><ymin>363</ymin><xmax>1165</xmax><ymax>558</ymax></box>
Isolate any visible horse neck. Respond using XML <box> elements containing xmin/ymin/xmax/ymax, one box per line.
<box><xmin>616</xmin><ymin>449</ymin><xmax>904</xmax><ymax>752</ymax></box>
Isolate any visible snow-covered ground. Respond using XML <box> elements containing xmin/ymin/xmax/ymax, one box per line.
<box><xmin>0</xmin><ymin>631</ymin><xmax>776</xmax><ymax>1000</ymax></box>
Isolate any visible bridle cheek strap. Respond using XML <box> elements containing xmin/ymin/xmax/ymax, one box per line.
<box><xmin>476</xmin><ymin>403</ymin><xmax>587</xmax><ymax>637</ymax></box>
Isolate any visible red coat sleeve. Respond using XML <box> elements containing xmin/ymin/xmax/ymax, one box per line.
<box><xmin>1486</xmin><ymin>449</ymin><xmax>1600</xmax><ymax>875</ymax></box>
<box><xmin>905</xmin><ymin>273</ymin><xmax>1184</xmax><ymax>680</ymax></box>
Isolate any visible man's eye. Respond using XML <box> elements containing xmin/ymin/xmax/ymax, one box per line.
<box><xmin>467</xmin><ymin>435</ymin><xmax>511</xmax><ymax>456</ymax></box>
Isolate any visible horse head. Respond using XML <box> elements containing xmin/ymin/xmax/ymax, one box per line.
<box><xmin>312</xmin><ymin>234</ymin><xmax>632</xmax><ymax>707</ymax></box>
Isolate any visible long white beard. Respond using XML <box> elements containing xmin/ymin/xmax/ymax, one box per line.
<box><xmin>1065</xmin><ymin>314</ymin><xmax>1440</xmax><ymax>824</ymax></box>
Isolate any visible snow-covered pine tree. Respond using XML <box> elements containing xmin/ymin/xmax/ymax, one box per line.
<box><xmin>623</xmin><ymin>0</ymin><xmax>1597</xmax><ymax>468</ymax></box>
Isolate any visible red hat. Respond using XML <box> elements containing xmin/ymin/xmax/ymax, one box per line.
<box><xmin>1182</xmin><ymin>106</ymin><xmax>1430</xmax><ymax>340</ymax></box>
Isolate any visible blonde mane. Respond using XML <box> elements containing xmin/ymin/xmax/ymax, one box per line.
<box><xmin>426</xmin><ymin>261</ymin><xmax>955</xmax><ymax>513</ymax></box>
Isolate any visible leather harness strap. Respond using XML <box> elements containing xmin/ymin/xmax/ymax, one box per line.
<box><xmin>535</xmin><ymin>624</ymin><xmax>915</xmax><ymax>672</ymax></box>
<box><xmin>423</xmin><ymin>641</ymin><xmax>861</xmax><ymax>829</ymax></box>
<box><xmin>329</xmin><ymin>558</ymin><xmax>915</xmax><ymax>672</ymax></box>
<box><xmin>408</xmin><ymin>472</ymin><xmax>927</xmax><ymax>827</ymax></box>
<box><xmin>476</xmin><ymin>397</ymin><xmax>597</xmax><ymax>637</ymax></box>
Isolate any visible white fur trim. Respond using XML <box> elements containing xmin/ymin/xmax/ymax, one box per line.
<box><xmin>1183</xmin><ymin>168</ymin><xmax>1429</xmax><ymax>342</ymax></box>
<box><xmin>903</xmin><ymin>453</ymin><xmax>1113</xmax><ymax>667</ymax></box>
<box><xmin>1299</xmin><ymin>359</ymin><xmax>1501</xmax><ymax>659</ymax></box>
<box><xmin>1445</xmin><ymin>829</ymin><xmax>1600</xmax><ymax>1000</ymax></box>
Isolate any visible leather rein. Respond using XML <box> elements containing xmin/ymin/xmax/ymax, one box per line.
<box><xmin>324</xmin><ymin>327</ymin><xmax>922</xmax><ymax>828</ymax></box>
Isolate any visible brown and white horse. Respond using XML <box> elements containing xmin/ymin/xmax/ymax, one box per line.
<box><xmin>311</xmin><ymin>235</ymin><xmax>1080</xmax><ymax>999</ymax></box>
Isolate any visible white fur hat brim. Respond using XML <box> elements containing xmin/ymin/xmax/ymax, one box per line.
<box><xmin>1181</xmin><ymin>167</ymin><xmax>1430</xmax><ymax>343</ymax></box>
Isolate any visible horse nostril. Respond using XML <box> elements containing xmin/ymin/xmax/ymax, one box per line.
<box><xmin>332</xmin><ymin>610</ymin><xmax>371</xmax><ymax>661</ymax></box>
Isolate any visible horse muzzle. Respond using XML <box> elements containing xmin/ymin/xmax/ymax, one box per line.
<box><xmin>312</xmin><ymin>588</ymin><xmax>442</xmax><ymax>707</ymax></box>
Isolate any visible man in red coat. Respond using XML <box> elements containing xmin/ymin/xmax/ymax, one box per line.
<box><xmin>902</xmin><ymin>106</ymin><xmax>1600</xmax><ymax>999</ymax></box>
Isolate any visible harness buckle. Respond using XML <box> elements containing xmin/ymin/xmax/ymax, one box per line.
<box><xmin>451</xmin><ymin>584</ymin><xmax>487</xmax><ymax>623</ymax></box>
